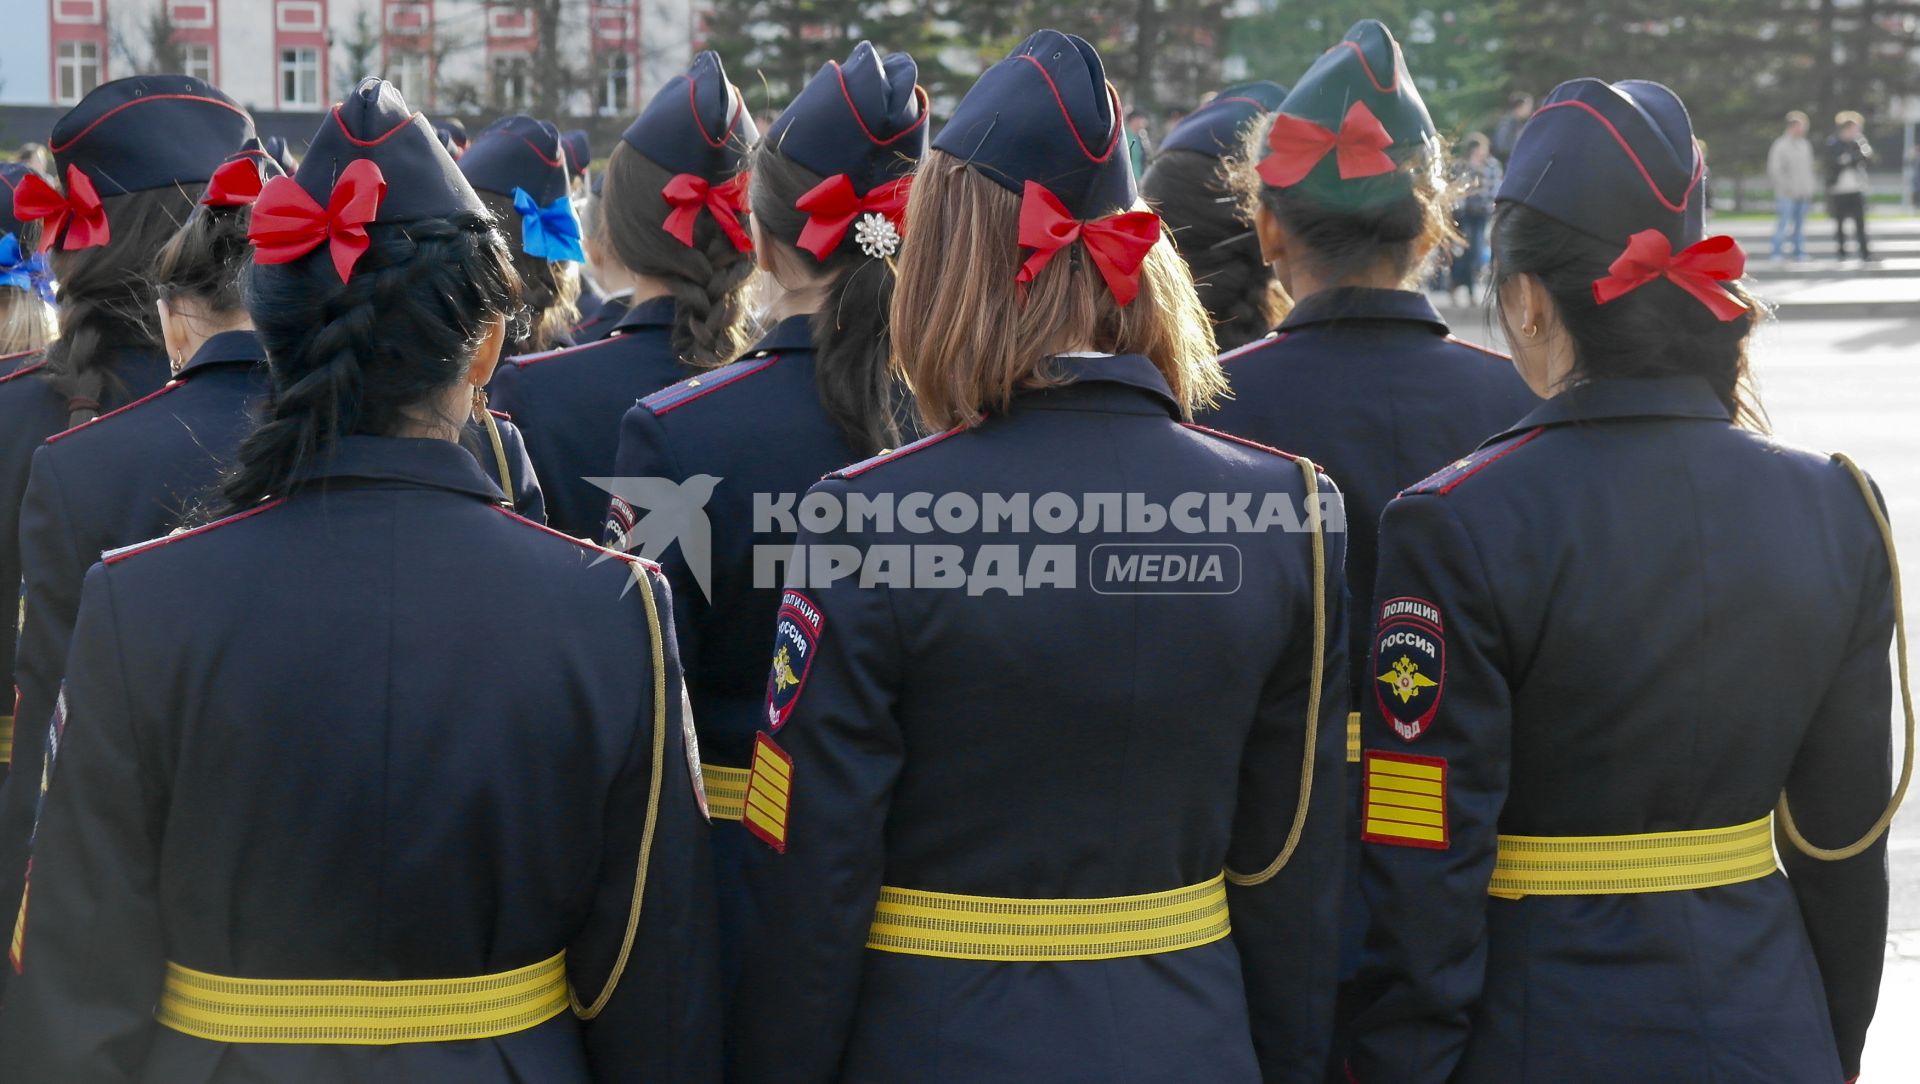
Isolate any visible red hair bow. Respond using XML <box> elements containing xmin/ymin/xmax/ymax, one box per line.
<box><xmin>248</xmin><ymin>158</ymin><xmax>386</xmax><ymax>282</ymax></box>
<box><xmin>1257</xmin><ymin>100</ymin><xmax>1397</xmax><ymax>189</ymax></box>
<box><xmin>1592</xmin><ymin>229</ymin><xmax>1750</xmax><ymax>322</ymax></box>
<box><xmin>201</xmin><ymin>158</ymin><xmax>265</xmax><ymax>208</ymax></box>
<box><xmin>793</xmin><ymin>173</ymin><xmax>910</xmax><ymax>261</ymax></box>
<box><xmin>661</xmin><ymin>172</ymin><xmax>753</xmax><ymax>253</ymax></box>
<box><xmin>1015</xmin><ymin>181</ymin><xmax>1161</xmax><ymax>307</ymax></box>
<box><xmin>13</xmin><ymin>165</ymin><xmax>109</xmax><ymax>252</ymax></box>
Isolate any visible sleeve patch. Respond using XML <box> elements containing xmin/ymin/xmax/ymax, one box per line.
<box><xmin>765</xmin><ymin>591</ymin><xmax>822</xmax><ymax>732</ymax></box>
<box><xmin>1374</xmin><ymin>596</ymin><xmax>1444</xmax><ymax>741</ymax></box>
<box><xmin>742</xmin><ymin>733</ymin><xmax>793</xmax><ymax>853</ymax></box>
<box><xmin>1362</xmin><ymin>750</ymin><xmax>1450</xmax><ymax>850</ymax></box>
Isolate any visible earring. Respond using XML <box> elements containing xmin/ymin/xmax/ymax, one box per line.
<box><xmin>1522</xmin><ymin>322</ymin><xmax>1539</xmax><ymax>338</ymax></box>
<box><xmin>471</xmin><ymin>384</ymin><xmax>488</xmax><ymax>422</ymax></box>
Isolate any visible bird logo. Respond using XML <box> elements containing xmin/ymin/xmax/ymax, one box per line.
<box><xmin>1378</xmin><ymin>655</ymin><xmax>1437</xmax><ymax>705</ymax></box>
<box><xmin>586</xmin><ymin>474</ymin><xmax>723</xmax><ymax>599</ymax></box>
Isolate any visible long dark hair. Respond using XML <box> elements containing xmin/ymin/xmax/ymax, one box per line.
<box><xmin>748</xmin><ymin>143</ymin><xmax>906</xmax><ymax>455</ymax></box>
<box><xmin>46</xmin><ymin>186</ymin><xmax>200</xmax><ymax>423</ymax></box>
<box><xmin>1144</xmin><ymin>145</ymin><xmax>1287</xmax><ymax>352</ymax></box>
<box><xmin>1243</xmin><ymin>143</ymin><xmax>1457</xmax><ymax>288</ymax></box>
<box><xmin>219</xmin><ymin>212</ymin><xmax>520</xmax><ymax>510</ymax></box>
<box><xmin>1490</xmin><ymin>202</ymin><xmax>1765</xmax><ymax>429</ymax></box>
<box><xmin>151</xmin><ymin>198</ymin><xmax>252</xmax><ymax>318</ymax></box>
<box><xmin>600</xmin><ymin>141</ymin><xmax>755</xmax><ymax>368</ymax></box>
<box><xmin>476</xmin><ymin>188</ymin><xmax>580</xmax><ymax>354</ymax></box>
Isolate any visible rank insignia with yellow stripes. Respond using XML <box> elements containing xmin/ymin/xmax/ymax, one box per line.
<box><xmin>742</xmin><ymin>732</ymin><xmax>793</xmax><ymax>852</ymax></box>
<box><xmin>1362</xmin><ymin>750</ymin><xmax>1449</xmax><ymax>849</ymax></box>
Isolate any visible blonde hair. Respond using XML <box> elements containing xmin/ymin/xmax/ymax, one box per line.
<box><xmin>892</xmin><ymin>151</ymin><xmax>1223</xmax><ymax>431</ymax></box>
<box><xmin>0</xmin><ymin>287</ymin><xmax>57</xmax><ymax>355</ymax></box>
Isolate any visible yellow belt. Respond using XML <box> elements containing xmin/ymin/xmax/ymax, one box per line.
<box><xmin>703</xmin><ymin>763</ymin><xmax>749</xmax><ymax>821</ymax></box>
<box><xmin>866</xmin><ymin>873</ymin><xmax>1231</xmax><ymax>962</ymax></box>
<box><xmin>0</xmin><ymin>714</ymin><xmax>12</xmax><ymax>765</ymax></box>
<box><xmin>1345</xmin><ymin>711</ymin><xmax>1360</xmax><ymax>764</ymax></box>
<box><xmin>1489</xmin><ymin>815</ymin><xmax>1777</xmax><ymax>899</ymax></box>
<box><xmin>155</xmin><ymin>951</ymin><xmax>569</xmax><ymax>1045</ymax></box>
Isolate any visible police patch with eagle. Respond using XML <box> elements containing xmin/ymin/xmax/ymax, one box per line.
<box><xmin>1374</xmin><ymin>596</ymin><xmax>1444</xmax><ymax>741</ymax></box>
<box><xmin>766</xmin><ymin>590</ymin><xmax>822</xmax><ymax>731</ymax></box>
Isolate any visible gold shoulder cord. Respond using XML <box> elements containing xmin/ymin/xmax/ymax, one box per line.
<box><xmin>1777</xmin><ymin>453</ymin><xmax>1914</xmax><ymax>861</ymax></box>
<box><xmin>572</xmin><ymin>562</ymin><xmax>670</xmax><ymax>1017</ymax></box>
<box><xmin>477</xmin><ymin>402</ymin><xmax>515</xmax><ymax>506</ymax></box>
<box><xmin>1228</xmin><ymin>456</ymin><xmax>1325</xmax><ymax>886</ymax></box>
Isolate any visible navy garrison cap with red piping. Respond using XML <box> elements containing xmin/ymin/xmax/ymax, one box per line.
<box><xmin>1258</xmin><ymin>20</ymin><xmax>1434</xmax><ymax>210</ymax></box>
<box><xmin>562</xmin><ymin>130</ymin><xmax>591</xmax><ymax>179</ymax></box>
<box><xmin>1496</xmin><ymin>78</ymin><xmax>1706</xmax><ymax>250</ymax></box>
<box><xmin>297</xmin><ymin>78</ymin><xmax>485</xmax><ymax>223</ymax></box>
<box><xmin>0</xmin><ymin>164</ymin><xmax>38</xmax><ymax>235</ymax></box>
<box><xmin>460</xmin><ymin>114</ymin><xmax>572</xmax><ymax>209</ymax></box>
<box><xmin>1160</xmin><ymin>81</ymin><xmax>1288</xmax><ymax>158</ymax></box>
<box><xmin>49</xmin><ymin>74</ymin><xmax>254</xmax><ymax>196</ymax></box>
<box><xmin>621</xmin><ymin>50</ymin><xmax>756</xmax><ymax>180</ymax></box>
<box><xmin>932</xmin><ymin>29</ymin><xmax>1135</xmax><ymax>220</ymax></box>
<box><xmin>765</xmin><ymin>42</ymin><xmax>927</xmax><ymax>199</ymax></box>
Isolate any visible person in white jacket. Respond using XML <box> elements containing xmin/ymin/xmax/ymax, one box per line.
<box><xmin>1768</xmin><ymin>110</ymin><xmax>1817</xmax><ymax>259</ymax></box>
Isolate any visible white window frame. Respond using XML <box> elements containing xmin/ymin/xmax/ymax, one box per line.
<box><xmin>56</xmin><ymin>40</ymin><xmax>101</xmax><ymax>103</ymax></box>
<box><xmin>490</xmin><ymin>54</ymin><xmax>531</xmax><ymax>110</ymax></box>
<box><xmin>387</xmin><ymin>50</ymin><xmax>430</xmax><ymax>106</ymax></box>
<box><xmin>595</xmin><ymin>49</ymin><xmax>631</xmax><ymax>115</ymax></box>
<box><xmin>281</xmin><ymin>46</ymin><xmax>322</xmax><ymax>108</ymax></box>
<box><xmin>183</xmin><ymin>42</ymin><xmax>214</xmax><ymax>83</ymax></box>
<box><xmin>592</xmin><ymin>9</ymin><xmax>635</xmax><ymax>39</ymax></box>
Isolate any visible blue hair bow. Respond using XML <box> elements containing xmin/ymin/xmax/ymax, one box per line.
<box><xmin>0</xmin><ymin>233</ymin><xmax>55</xmax><ymax>305</ymax></box>
<box><xmin>511</xmin><ymin>187</ymin><xmax>585</xmax><ymax>263</ymax></box>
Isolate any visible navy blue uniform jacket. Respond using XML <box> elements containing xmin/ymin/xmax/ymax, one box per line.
<box><xmin>490</xmin><ymin>295</ymin><xmax>695</xmax><ymax>537</ymax></box>
<box><xmin>571</xmin><ymin>292</ymin><xmax>629</xmax><ymax>346</ymax></box>
<box><xmin>730</xmin><ymin>354</ymin><xmax>1350</xmax><ymax>1083</ymax></box>
<box><xmin>0</xmin><ymin>436</ymin><xmax>719</xmax><ymax>1083</ymax></box>
<box><xmin>0</xmin><ymin>345</ymin><xmax>170</xmax><ymax>787</ymax></box>
<box><xmin>1350</xmin><ymin>376</ymin><xmax>1890</xmax><ymax>1083</ymax></box>
<box><xmin>0</xmin><ymin>335</ymin><xmax>545</xmax><ymax>963</ymax></box>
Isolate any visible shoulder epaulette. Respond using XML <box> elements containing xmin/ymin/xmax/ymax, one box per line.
<box><xmin>831</xmin><ymin>419</ymin><xmax>973</xmax><ymax>480</ymax></box>
<box><xmin>506</xmin><ymin>334</ymin><xmax>624</xmax><ymax>369</ymax></box>
<box><xmin>1217</xmin><ymin>331</ymin><xmax>1289</xmax><ymax>366</ymax></box>
<box><xmin>103</xmin><ymin>498</ymin><xmax>286</xmax><ymax>565</ymax></box>
<box><xmin>487</xmin><ymin>407</ymin><xmax>512</xmax><ymax>422</ymax></box>
<box><xmin>45</xmin><ymin>380</ymin><xmax>183</xmax><ymax>445</ymax></box>
<box><xmin>1402</xmin><ymin>427</ymin><xmax>1544</xmax><ymax>496</ymax></box>
<box><xmin>0</xmin><ymin>359</ymin><xmax>48</xmax><ymax>386</ymax></box>
<box><xmin>1180</xmin><ymin>422</ymin><xmax>1324</xmax><ymax>472</ymax></box>
<box><xmin>0</xmin><ymin>349</ymin><xmax>40</xmax><ymax>368</ymax></box>
<box><xmin>639</xmin><ymin>354</ymin><xmax>781</xmax><ymax>417</ymax></box>
<box><xmin>490</xmin><ymin>505</ymin><xmax>659</xmax><ymax>572</ymax></box>
<box><xmin>1442</xmin><ymin>334</ymin><xmax>1512</xmax><ymax>362</ymax></box>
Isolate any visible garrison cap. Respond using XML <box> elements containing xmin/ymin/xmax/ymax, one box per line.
<box><xmin>0</xmin><ymin>164</ymin><xmax>40</xmax><ymax>236</ymax></box>
<box><xmin>1497</xmin><ymin>78</ymin><xmax>1706</xmax><ymax>249</ymax></box>
<box><xmin>461</xmin><ymin>115</ymin><xmax>573</xmax><ymax>208</ymax></box>
<box><xmin>933</xmin><ymin>29</ymin><xmax>1135</xmax><ymax>220</ymax></box>
<box><xmin>1258</xmin><ymin>20</ymin><xmax>1435</xmax><ymax>210</ymax></box>
<box><xmin>1160</xmin><ymin>81</ymin><xmax>1288</xmax><ymax>158</ymax></box>
<box><xmin>764</xmin><ymin>41</ymin><xmax>927</xmax><ymax>198</ymax></box>
<box><xmin>261</xmin><ymin>135</ymin><xmax>299</xmax><ymax>175</ymax></box>
<box><xmin>295</xmin><ymin>78</ymin><xmax>485</xmax><ymax>223</ymax></box>
<box><xmin>562</xmin><ymin>130</ymin><xmax>591</xmax><ymax>179</ymax></box>
<box><xmin>49</xmin><ymin>75</ymin><xmax>254</xmax><ymax>196</ymax></box>
<box><xmin>621</xmin><ymin>50</ymin><xmax>756</xmax><ymax>180</ymax></box>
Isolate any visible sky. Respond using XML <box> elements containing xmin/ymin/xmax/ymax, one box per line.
<box><xmin>0</xmin><ymin>4</ymin><xmax>52</xmax><ymax>107</ymax></box>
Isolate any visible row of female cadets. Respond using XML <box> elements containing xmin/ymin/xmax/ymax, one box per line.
<box><xmin>0</xmin><ymin>17</ymin><xmax>1899</xmax><ymax>1084</ymax></box>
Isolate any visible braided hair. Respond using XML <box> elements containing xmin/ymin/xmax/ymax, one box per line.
<box><xmin>599</xmin><ymin>141</ymin><xmax>756</xmax><ymax>369</ymax></box>
<box><xmin>219</xmin><ymin>213</ymin><xmax>520</xmax><ymax>511</ymax></box>
<box><xmin>476</xmin><ymin>188</ymin><xmax>580</xmax><ymax>354</ymax></box>
<box><xmin>46</xmin><ymin>186</ymin><xmax>199</xmax><ymax>424</ymax></box>
<box><xmin>747</xmin><ymin>142</ymin><xmax>907</xmax><ymax>457</ymax></box>
<box><xmin>151</xmin><ymin>192</ymin><xmax>253</xmax><ymax>320</ymax></box>
<box><xmin>1144</xmin><ymin>145</ymin><xmax>1288</xmax><ymax>352</ymax></box>
<box><xmin>0</xmin><ymin>213</ymin><xmax>53</xmax><ymax>355</ymax></box>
